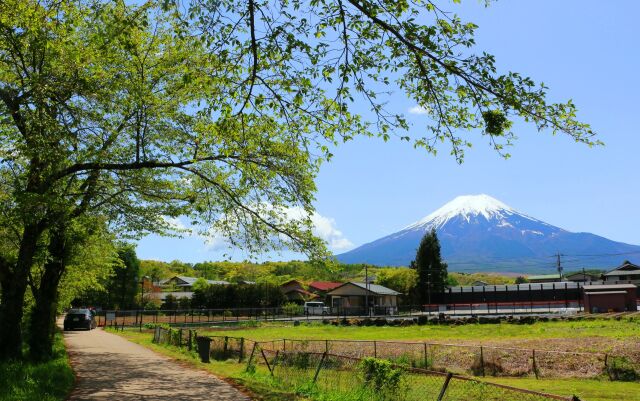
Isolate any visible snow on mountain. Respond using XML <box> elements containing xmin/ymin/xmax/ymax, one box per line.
<box><xmin>406</xmin><ymin>194</ymin><xmax>519</xmax><ymax>230</ymax></box>
<box><xmin>336</xmin><ymin>194</ymin><xmax>640</xmax><ymax>273</ymax></box>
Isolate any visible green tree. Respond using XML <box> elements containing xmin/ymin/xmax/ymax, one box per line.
<box><xmin>412</xmin><ymin>229</ymin><xmax>448</xmax><ymax>305</ymax></box>
<box><xmin>0</xmin><ymin>0</ymin><xmax>598</xmax><ymax>360</ymax></box>
<box><xmin>376</xmin><ymin>268</ymin><xmax>417</xmax><ymax>303</ymax></box>
<box><xmin>109</xmin><ymin>245</ymin><xmax>141</xmax><ymax>310</ymax></box>
<box><xmin>191</xmin><ymin>277</ymin><xmax>210</xmax><ymax>292</ymax></box>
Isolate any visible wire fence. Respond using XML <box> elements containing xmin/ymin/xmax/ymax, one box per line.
<box><xmin>148</xmin><ymin>327</ymin><xmax>637</xmax><ymax>380</ymax></box>
<box><xmin>268</xmin><ymin>338</ymin><xmax>614</xmax><ymax>379</ymax></box>
<box><xmin>246</xmin><ymin>346</ymin><xmax>581</xmax><ymax>401</ymax></box>
<box><xmin>150</xmin><ymin>327</ymin><xmax>581</xmax><ymax>400</ymax></box>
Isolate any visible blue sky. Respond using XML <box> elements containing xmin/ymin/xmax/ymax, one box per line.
<box><xmin>137</xmin><ymin>1</ymin><xmax>640</xmax><ymax>263</ymax></box>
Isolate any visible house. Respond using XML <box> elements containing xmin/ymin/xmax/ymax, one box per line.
<box><xmin>471</xmin><ymin>280</ymin><xmax>488</xmax><ymax>287</ymax></box>
<box><xmin>158</xmin><ymin>275</ymin><xmax>230</xmax><ymax>298</ymax></box>
<box><xmin>565</xmin><ymin>272</ymin><xmax>601</xmax><ymax>283</ymax></box>
<box><xmin>583</xmin><ymin>284</ymin><xmax>637</xmax><ymax>313</ymax></box>
<box><xmin>603</xmin><ymin>261</ymin><xmax>640</xmax><ymax>284</ymax></box>
<box><xmin>326</xmin><ymin>282</ymin><xmax>400</xmax><ymax>314</ymax></box>
<box><xmin>527</xmin><ymin>274</ymin><xmax>561</xmax><ymax>283</ymax></box>
<box><xmin>280</xmin><ymin>279</ymin><xmax>317</xmax><ymax>303</ymax></box>
<box><xmin>308</xmin><ymin>281</ymin><xmax>343</xmax><ymax>304</ymax></box>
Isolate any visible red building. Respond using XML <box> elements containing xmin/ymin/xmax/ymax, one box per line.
<box><xmin>583</xmin><ymin>284</ymin><xmax>637</xmax><ymax>313</ymax></box>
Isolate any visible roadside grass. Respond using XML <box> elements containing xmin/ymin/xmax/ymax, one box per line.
<box><xmin>110</xmin><ymin>328</ymin><xmax>640</xmax><ymax>401</ymax></box>
<box><xmin>0</xmin><ymin>332</ymin><xmax>74</xmax><ymax>401</ymax></box>
<box><xmin>199</xmin><ymin>318</ymin><xmax>640</xmax><ymax>346</ymax></box>
<box><xmin>486</xmin><ymin>377</ymin><xmax>640</xmax><ymax>401</ymax></box>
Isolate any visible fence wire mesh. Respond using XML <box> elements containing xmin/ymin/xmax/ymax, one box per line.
<box><xmin>249</xmin><ymin>347</ymin><xmax>576</xmax><ymax>401</ymax></box>
<box><xmin>278</xmin><ymin>338</ymin><xmax>611</xmax><ymax>378</ymax></box>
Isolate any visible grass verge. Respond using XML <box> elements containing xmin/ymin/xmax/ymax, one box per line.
<box><xmin>0</xmin><ymin>332</ymin><xmax>74</xmax><ymax>401</ymax></box>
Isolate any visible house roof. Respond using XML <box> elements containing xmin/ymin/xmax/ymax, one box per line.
<box><xmin>604</xmin><ymin>270</ymin><xmax>640</xmax><ymax>277</ymax></box>
<box><xmin>161</xmin><ymin>276</ymin><xmax>229</xmax><ymax>286</ymax></box>
<box><xmin>585</xmin><ymin>291</ymin><xmax>628</xmax><ymax>295</ymax></box>
<box><xmin>604</xmin><ymin>261</ymin><xmax>640</xmax><ymax>275</ymax></box>
<box><xmin>309</xmin><ymin>281</ymin><xmax>343</xmax><ymax>291</ymax></box>
<box><xmin>327</xmin><ymin>282</ymin><xmax>401</xmax><ymax>296</ymax></box>
<box><xmin>583</xmin><ymin>284</ymin><xmax>637</xmax><ymax>291</ymax></box>
<box><xmin>527</xmin><ymin>274</ymin><xmax>561</xmax><ymax>281</ymax></box>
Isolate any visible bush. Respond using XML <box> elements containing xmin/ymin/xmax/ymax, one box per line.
<box><xmin>359</xmin><ymin>357</ymin><xmax>404</xmax><ymax>394</ymax></box>
<box><xmin>608</xmin><ymin>356</ymin><xmax>640</xmax><ymax>381</ymax></box>
<box><xmin>417</xmin><ymin>315</ymin><xmax>429</xmax><ymax>325</ymax></box>
<box><xmin>282</xmin><ymin>302</ymin><xmax>303</xmax><ymax>316</ymax></box>
<box><xmin>471</xmin><ymin>354</ymin><xmax>504</xmax><ymax>377</ymax></box>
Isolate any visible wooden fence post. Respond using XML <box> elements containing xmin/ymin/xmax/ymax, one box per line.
<box><xmin>223</xmin><ymin>336</ymin><xmax>229</xmax><ymax>358</ymax></box>
<box><xmin>480</xmin><ymin>346</ymin><xmax>485</xmax><ymax>377</ymax></box>
<box><xmin>238</xmin><ymin>337</ymin><xmax>245</xmax><ymax>362</ymax></box>
<box><xmin>374</xmin><ymin>341</ymin><xmax>377</xmax><ymax>358</ymax></box>
<box><xmin>436</xmin><ymin>373</ymin><xmax>453</xmax><ymax>401</ymax></box>
<box><xmin>532</xmin><ymin>350</ymin><xmax>539</xmax><ymax>379</ymax></box>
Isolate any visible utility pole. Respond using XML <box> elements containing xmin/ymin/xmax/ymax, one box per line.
<box><xmin>365</xmin><ymin>265</ymin><xmax>369</xmax><ymax>317</ymax></box>
<box><xmin>556</xmin><ymin>253</ymin><xmax>564</xmax><ymax>281</ymax></box>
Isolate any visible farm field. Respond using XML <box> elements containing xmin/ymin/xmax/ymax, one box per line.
<box><xmin>201</xmin><ymin>318</ymin><xmax>640</xmax><ymax>353</ymax></box>
<box><xmin>113</xmin><ymin>328</ymin><xmax>640</xmax><ymax>401</ymax></box>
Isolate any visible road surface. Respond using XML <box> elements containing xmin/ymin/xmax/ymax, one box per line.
<box><xmin>63</xmin><ymin>327</ymin><xmax>251</xmax><ymax>400</ymax></box>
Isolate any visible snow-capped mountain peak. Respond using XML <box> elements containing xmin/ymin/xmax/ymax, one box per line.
<box><xmin>406</xmin><ymin>194</ymin><xmax>514</xmax><ymax>230</ymax></box>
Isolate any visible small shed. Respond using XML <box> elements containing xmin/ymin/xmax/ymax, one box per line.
<box><xmin>583</xmin><ymin>284</ymin><xmax>637</xmax><ymax>313</ymax></box>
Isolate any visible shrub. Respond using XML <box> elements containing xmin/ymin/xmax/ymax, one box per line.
<box><xmin>282</xmin><ymin>302</ymin><xmax>303</xmax><ymax>316</ymax></box>
<box><xmin>374</xmin><ymin>318</ymin><xmax>387</xmax><ymax>326</ymax></box>
<box><xmin>359</xmin><ymin>357</ymin><xmax>404</xmax><ymax>395</ymax></box>
<box><xmin>608</xmin><ymin>356</ymin><xmax>640</xmax><ymax>381</ymax></box>
<box><xmin>471</xmin><ymin>354</ymin><xmax>504</xmax><ymax>377</ymax></box>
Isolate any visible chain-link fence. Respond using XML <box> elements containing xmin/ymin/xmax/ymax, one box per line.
<box><xmin>277</xmin><ymin>338</ymin><xmax>613</xmax><ymax>379</ymax></box>
<box><xmin>246</xmin><ymin>346</ymin><xmax>580</xmax><ymax>401</ymax></box>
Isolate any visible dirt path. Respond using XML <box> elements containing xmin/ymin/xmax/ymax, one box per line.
<box><xmin>63</xmin><ymin>328</ymin><xmax>251</xmax><ymax>400</ymax></box>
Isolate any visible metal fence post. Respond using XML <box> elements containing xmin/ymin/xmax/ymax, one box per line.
<box><xmin>313</xmin><ymin>352</ymin><xmax>327</xmax><ymax>383</ymax></box>
<box><xmin>436</xmin><ymin>372</ymin><xmax>453</xmax><ymax>401</ymax></box>
<box><xmin>532</xmin><ymin>349</ymin><xmax>539</xmax><ymax>379</ymax></box>
<box><xmin>246</xmin><ymin>342</ymin><xmax>257</xmax><ymax>370</ymax></box>
<box><xmin>480</xmin><ymin>346</ymin><xmax>485</xmax><ymax>377</ymax></box>
<box><xmin>423</xmin><ymin>343</ymin><xmax>428</xmax><ymax>368</ymax></box>
<box><xmin>261</xmin><ymin>348</ymin><xmax>273</xmax><ymax>375</ymax></box>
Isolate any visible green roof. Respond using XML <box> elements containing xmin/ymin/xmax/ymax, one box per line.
<box><xmin>528</xmin><ymin>274</ymin><xmax>561</xmax><ymax>280</ymax></box>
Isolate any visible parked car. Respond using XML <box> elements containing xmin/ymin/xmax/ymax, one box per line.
<box><xmin>64</xmin><ymin>308</ymin><xmax>97</xmax><ymax>331</ymax></box>
<box><xmin>303</xmin><ymin>301</ymin><xmax>330</xmax><ymax>315</ymax></box>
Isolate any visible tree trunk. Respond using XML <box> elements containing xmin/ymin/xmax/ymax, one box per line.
<box><xmin>0</xmin><ymin>273</ymin><xmax>29</xmax><ymax>360</ymax></box>
<box><xmin>0</xmin><ymin>224</ymin><xmax>43</xmax><ymax>361</ymax></box>
<box><xmin>29</xmin><ymin>225</ymin><xmax>68</xmax><ymax>361</ymax></box>
<box><xmin>29</xmin><ymin>275</ymin><xmax>62</xmax><ymax>361</ymax></box>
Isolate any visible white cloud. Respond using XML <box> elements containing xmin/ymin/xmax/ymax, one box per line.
<box><xmin>408</xmin><ymin>105</ymin><xmax>429</xmax><ymax>115</ymax></box>
<box><xmin>308</xmin><ymin>212</ymin><xmax>354</xmax><ymax>251</ymax></box>
<box><xmin>171</xmin><ymin>206</ymin><xmax>354</xmax><ymax>253</ymax></box>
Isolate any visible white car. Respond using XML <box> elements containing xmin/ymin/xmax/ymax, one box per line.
<box><xmin>304</xmin><ymin>301</ymin><xmax>330</xmax><ymax>315</ymax></box>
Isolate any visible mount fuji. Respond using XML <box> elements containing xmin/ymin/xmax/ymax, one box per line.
<box><xmin>336</xmin><ymin>194</ymin><xmax>640</xmax><ymax>273</ymax></box>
